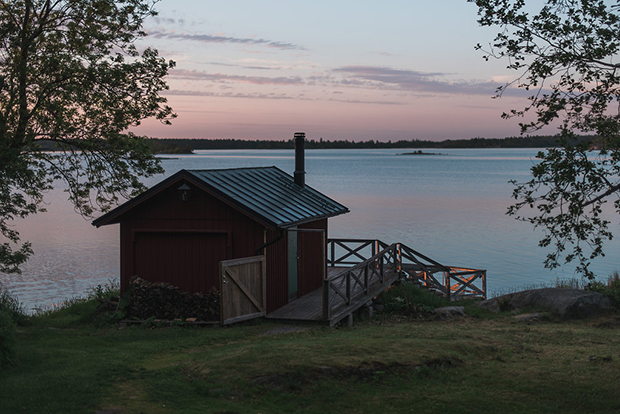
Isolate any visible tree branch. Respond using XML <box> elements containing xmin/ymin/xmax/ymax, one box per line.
<box><xmin>582</xmin><ymin>182</ymin><xmax>620</xmax><ymax>208</ymax></box>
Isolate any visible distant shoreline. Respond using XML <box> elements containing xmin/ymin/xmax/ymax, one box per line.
<box><xmin>34</xmin><ymin>135</ymin><xmax>598</xmax><ymax>153</ymax></box>
<box><xmin>143</xmin><ymin>135</ymin><xmax>594</xmax><ymax>151</ymax></box>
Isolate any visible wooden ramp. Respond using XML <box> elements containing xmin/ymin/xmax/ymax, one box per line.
<box><xmin>267</xmin><ymin>243</ymin><xmax>403</xmax><ymax>326</ymax></box>
<box><xmin>266</xmin><ymin>239</ymin><xmax>486</xmax><ymax>327</ymax></box>
<box><xmin>264</xmin><ymin>284</ymin><xmax>324</xmax><ymax>323</ymax></box>
<box><xmin>266</xmin><ymin>266</ymin><xmax>400</xmax><ymax>326</ymax></box>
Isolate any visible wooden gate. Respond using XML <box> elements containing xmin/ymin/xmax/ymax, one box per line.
<box><xmin>220</xmin><ymin>255</ymin><xmax>266</xmax><ymax>325</ymax></box>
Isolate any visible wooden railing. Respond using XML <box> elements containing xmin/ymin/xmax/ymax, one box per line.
<box><xmin>323</xmin><ymin>242</ymin><xmax>399</xmax><ymax>321</ymax></box>
<box><xmin>327</xmin><ymin>239</ymin><xmax>390</xmax><ymax>267</ymax></box>
<box><xmin>445</xmin><ymin>267</ymin><xmax>487</xmax><ymax>300</ymax></box>
<box><xmin>325</xmin><ymin>239</ymin><xmax>487</xmax><ymax>316</ymax></box>
<box><xmin>398</xmin><ymin>244</ymin><xmax>486</xmax><ymax>300</ymax></box>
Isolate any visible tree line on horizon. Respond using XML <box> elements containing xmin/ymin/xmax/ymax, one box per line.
<box><xmin>145</xmin><ymin>135</ymin><xmax>595</xmax><ymax>153</ymax></box>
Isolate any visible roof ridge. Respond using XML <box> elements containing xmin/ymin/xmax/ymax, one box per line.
<box><xmin>188</xmin><ymin>166</ymin><xmax>278</xmax><ymax>173</ymax></box>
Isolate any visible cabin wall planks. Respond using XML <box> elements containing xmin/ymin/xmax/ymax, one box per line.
<box><xmin>119</xmin><ymin>184</ymin><xmax>264</xmax><ymax>294</ymax></box>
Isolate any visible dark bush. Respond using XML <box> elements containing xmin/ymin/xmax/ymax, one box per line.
<box><xmin>0</xmin><ymin>283</ymin><xmax>28</xmax><ymax>326</ymax></box>
<box><xmin>0</xmin><ymin>284</ymin><xmax>27</xmax><ymax>368</ymax></box>
<box><xmin>0</xmin><ymin>309</ymin><xmax>16</xmax><ymax>368</ymax></box>
<box><xmin>378</xmin><ymin>281</ymin><xmax>450</xmax><ymax>317</ymax></box>
<box><xmin>588</xmin><ymin>272</ymin><xmax>620</xmax><ymax>310</ymax></box>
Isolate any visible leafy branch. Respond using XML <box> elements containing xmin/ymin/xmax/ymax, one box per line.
<box><xmin>473</xmin><ymin>0</ymin><xmax>620</xmax><ymax>278</ymax></box>
<box><xmin>0</xmin><ymin>0</ymin><xmax>175</xmax><ymax>273</ymax></box>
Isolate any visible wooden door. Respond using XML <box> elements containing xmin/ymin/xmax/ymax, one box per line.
<box><xmin>220</xmin><ymin>255</ymin><xmax>266</xmax><ymax>325</ymax></box>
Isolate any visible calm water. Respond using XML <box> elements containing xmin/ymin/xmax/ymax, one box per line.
<box><xmin>3</xmin><ymin>148</ymin><xmax>620</xmax><ymax>311</ymax></box>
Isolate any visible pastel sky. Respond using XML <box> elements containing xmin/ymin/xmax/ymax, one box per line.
<box><xmin>134</xmin><ymin>0</ymin><xmax>549</xmax><ymax>142</ymax></box>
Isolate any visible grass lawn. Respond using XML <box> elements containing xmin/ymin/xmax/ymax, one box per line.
<box><xmin>2</xmin><ymin>303</ymin><xmax>620</xmax><ymax>414</ymax></box>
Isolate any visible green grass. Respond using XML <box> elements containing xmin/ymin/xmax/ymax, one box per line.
<box><xmin>1</xmin><ymin>292</ymin><xmax>620</xmax><ymax>414</ymax></box>
<box><xmin>378</xmin><ymin>281</ymin><xmax>452</xmax><ymax>316</ymax></box>
<box><xmin>30</xmin><ymin>280</ymin><xmax>121</xmax><ymax>328</ymax></box>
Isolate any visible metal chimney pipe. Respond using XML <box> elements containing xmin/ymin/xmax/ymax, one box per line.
<box><xmin>294</xmin><ymin>132</ymin><xmax>305</xmax><ymax>187</ymax></box>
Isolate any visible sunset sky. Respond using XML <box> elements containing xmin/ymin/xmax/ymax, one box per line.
<box><xmin>134</xmin><ymin>0</ymin><xmax>547</xmax><ymax>142</ymax></box>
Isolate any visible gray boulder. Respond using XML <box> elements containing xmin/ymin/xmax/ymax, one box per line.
<box><xmin>478</xmin><ymin>288</ymin><xmax>613</xmax><ymax>319</ymax></box>
<box><xmin>434</xmin><ymin>306</ymin><xmax>465</xmax><ymax>319</ymax></box>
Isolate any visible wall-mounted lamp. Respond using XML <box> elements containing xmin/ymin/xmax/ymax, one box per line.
<box><xmin>177</xmin><ymin>183</ymin><xmax>192</xmax><ymax>202</ymax></box>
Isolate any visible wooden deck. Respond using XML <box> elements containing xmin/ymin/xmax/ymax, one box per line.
<box><xmin>267</xmin><ymin>263</ymin><xmax>400</xmax><ymax>326</ymax></box>
<box><xmin>265</xmin><ymin>239</ymin><xmax>486</xmax><ymax>327</ymax></box>
<box><xmin>266</xmin><ymin>267</ymin><xmax>342</xmax><ymax>323</ymax></box>
<box><xmin>265</xmin><ymin>285</ymin><xmax>325</xmax><ymax>323</ymax></box>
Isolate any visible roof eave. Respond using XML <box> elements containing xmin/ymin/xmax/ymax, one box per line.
<box><xmin>92</xmin><ymin>169</ymin><xmax>283</xmax><ymax>230</ymax></box>
<box><xmin>92</xmin><ymin>170</ymin><xmax>194</xmax><ymax>227</ymax></box>
<box><xmin>277</xmin><ymin>208</ymin><xmax>350</xmax><ymax>229</ymax></box>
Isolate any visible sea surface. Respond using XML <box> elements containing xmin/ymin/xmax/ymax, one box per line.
<box><xmin>2</xmin><ymin>148</ymin><xmax>620</xmax><ymax>311</ymax></box>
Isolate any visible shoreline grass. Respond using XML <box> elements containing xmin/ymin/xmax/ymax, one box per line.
<box><xmin>489</xmin><ymin>277</ymin><xmax>592</xmax><ymax>298</ymax></box>
<box><xmin>1</xmin><ymin>283</ymin><xmax>619</xmax><ymax>414</ymax></box>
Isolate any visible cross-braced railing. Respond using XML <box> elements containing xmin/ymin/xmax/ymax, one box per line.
<box><xmin>327</xmin><ymin>239</ymin><xmax>391</xmax><ymax>267</ymax></box>
<box><xmin>325</xmin><ymin>239</ymin><xmax>486</xmax><ymax>319</ymax></box>
<box><xmin>323</xmin><ymin>242</ymin><xmax>399</xmax><ymax>321</ymax></box>
<box><xmin>445</xmin><ymin>267</ymin><xmax>487</xmax><ymax>299</ymax></box>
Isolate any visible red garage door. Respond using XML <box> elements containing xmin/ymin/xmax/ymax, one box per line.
<box><xmin>133</xmin><ymin>231</ymin><xmax>231</xmax><ymax>293</ymax></box>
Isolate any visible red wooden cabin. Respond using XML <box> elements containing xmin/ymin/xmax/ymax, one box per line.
<box><xmin>92</xmin><ymin>135</ymin><xmax>349</xmax><ymax>314</ymax></box>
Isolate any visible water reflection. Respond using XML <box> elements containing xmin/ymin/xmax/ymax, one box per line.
<box><xmin>1</xmin><ymin>189</ymin><xmax>119</xmax><ymax>311</ymax></box>
<box><xmin>2</xmin><ymin>148</ymin><xmax>619</xmax><ymax>311</ymax></box>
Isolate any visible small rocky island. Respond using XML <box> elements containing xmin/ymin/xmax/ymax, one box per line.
<box><xmin>400</xmin><ymin>150</ymin><xmax>445</xmax><ymax>156</ymax></box>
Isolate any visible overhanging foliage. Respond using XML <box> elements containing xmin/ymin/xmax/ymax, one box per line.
<box><xmin>0</xmin><ymin>0</ymin><xmax>175</xmax><ymax>273</ymax></box>
<box><xmin>472</xmin><ymin>0</ymin><xmax>620</xmax><ymax>278</ymax></box>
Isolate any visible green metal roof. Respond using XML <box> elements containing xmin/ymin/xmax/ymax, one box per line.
<box><xmin>187</xmin><ymin>167</ymin><xmax>349</xmax><ymax>228</ymax></box>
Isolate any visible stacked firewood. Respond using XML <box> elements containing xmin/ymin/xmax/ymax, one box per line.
<box><xmin>127</xmin><ymin>277</ymin><xmax>220</xmax><ymax>322</ymax></box>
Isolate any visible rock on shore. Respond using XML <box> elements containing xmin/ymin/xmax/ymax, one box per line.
<box><xmin>478</xmin><ymin>288</ymin><xmax>613</xmax><ymax>319</ymax></box>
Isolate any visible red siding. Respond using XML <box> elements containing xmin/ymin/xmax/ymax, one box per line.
<box><xmin>116</xmin><ymin>180</ymin><xmax>330</xmax><ymax>314</ymax></box>
<box><xmin>132</xmin><ymin>231</ymin><xmax>230</xmax><ymax>293</ymax></box>
<box><xmin>119</xmin><ymin>182</ymin><xmax>264</xmax><ymax>294</ymax></box>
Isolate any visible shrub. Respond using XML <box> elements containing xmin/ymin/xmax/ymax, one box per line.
<box><xmin>0</xmin><ymin>283</ymin><xmax>28</xmax><ymax>326</ymax></box>
<box><xmin>553</xmin><ymin>277</ymin><xmax>588</xmax><ymax>289</ymax></box>
<box><xmin>88</xmin><ymin>280</ymin><xmax>120</xmax><ymax>302</ymax></box>
<box><xmin>33</xmin><ymin>280</ymin><xmax>121</xmax><ymax>326</ymax></box>
<box><xmin>0</xmin><ymin>308</ymin><xmax>16</xmax><ymax>368</ymax></box>
<box><xmin>378</xmin><ymin>282</ymin><xmax>450</xmax><ymax>317</ymax></box>
<box><xmin>0</xmin><ymin>283</ymin><xmax>27</xmax><ymax>368</ymax></box>
<box><xmin>586</xmin><ymin>271</ymin><xmax>620</xmax><ymax>309</ymax></box>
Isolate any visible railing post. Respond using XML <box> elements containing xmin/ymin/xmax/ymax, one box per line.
<box><xmin>380</xmin><ymin>256</ymin><xmax>384</xmax><ymax>283</ymax></box>
<box><xmin>364</xmin><ymin>263</ymin><xmax>369</xmax><ymax>294</ymax></box>
<box><xmin>329</xmin><ymin>240</ymin><xmax>334</xmax><ymax>267</ymax></box>
<box><xmin>323</xmin><ymin>279</ymin><xmax>330</xmax><ymax>320</ymax></box>
<box><xmin>482</xmin><ymin>270</ymin><xmax>487</xmax><ymax>300</ymax></box>
<box><xmin>346</xmin><ymin>271</ymin><xmax>351</xmax><ymax>305</ymax></box>
<box><xmin>322</xmin><ymin>232</ymin><xmax>326</xmax><ymax>281</ymax></box>
<box><xmin>445</xmin><ymin>270</ymin><xmax>451</xmax><ymax>301</ymax></box>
